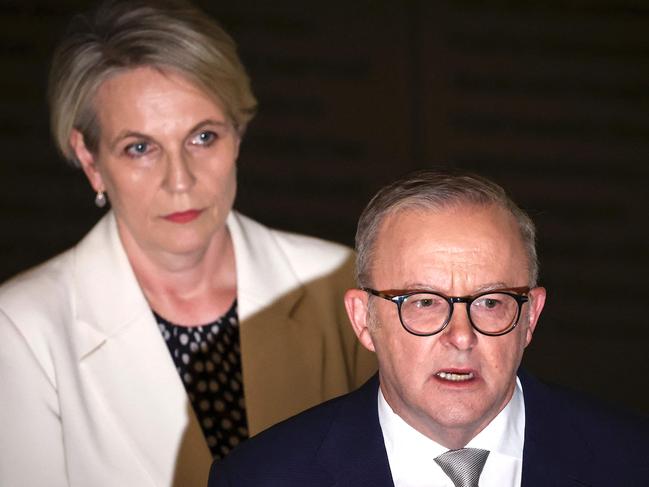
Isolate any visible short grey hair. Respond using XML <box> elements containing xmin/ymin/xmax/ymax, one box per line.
<box><xmin>355</xmin><ymin>169</ymin><xmax>539</xmax><ymax>288</ymax></box>
<box><xmin>48</xmin><ymin>0</ymin><xmax>257</xmax><ymax>166</ymax></box>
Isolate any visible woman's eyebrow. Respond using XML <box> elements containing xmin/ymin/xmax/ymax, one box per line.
<box><xmin>109</xmin><ymin>130</ymin><xmax>151</xmax><ymax>151</ymax></box>
<box><xmin>188</xmin><ymin>119</ymin><xmax>229</xmax><ymax>134</ymax></box>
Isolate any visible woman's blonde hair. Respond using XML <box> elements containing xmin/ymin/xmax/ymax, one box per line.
<box><xmin>48</xmin><ymin>0</ymin><xmax>257</xmax><ymax>166</ymax></box>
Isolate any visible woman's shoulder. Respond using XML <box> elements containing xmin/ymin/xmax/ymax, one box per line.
<box><xmin>230</xmin><ymin>211</ymin><xmax>352</xmax><ymax>259</ymax></box>
<box><xmin>0</xmin><ymin>215</ymin><xmax>120</xmax><ymax>377</ymax></box>
<box><xmin>0</xmin><ymin>214</ymin><xmax>114</xmax><ymax>321</ymax></box>
<box><xmin>229</xmin><ymin>211</ymin><xmax>354</xmax><ymax>278</ymax></box>
<box><xmin>0</xmin><ymin>248</ymin><xmax>74</xmax><ymax>312</ymax></box>
<box><xmin>0</xmin><ymin>248</ymin><xmax>76</xmax><ymax>381</ymax></box>
<box><xmin>271</xmin><ymin>226</ymin><xmax>352</xmax><ymax>263</ymax></box>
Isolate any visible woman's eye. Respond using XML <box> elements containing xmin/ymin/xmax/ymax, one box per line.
<box><xmin>191</xmin><ymin>130</ymin><xmax>218</xmax><ymax>146</ymax></box>
<box><xmin>124</xmin><ymin>141</ymin><xmax>150</xmax><ymax>157</ymax></box>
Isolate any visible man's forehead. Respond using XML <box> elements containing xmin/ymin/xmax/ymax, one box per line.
<box><xmin>378</xmin><ymin>203</ymin><xmax>519</xmax><ymax>239</ymax></box>
<box><xmin>372</xmin><ymin>204</ymin><xmax>528</xmax><ymax>282</ymax></box>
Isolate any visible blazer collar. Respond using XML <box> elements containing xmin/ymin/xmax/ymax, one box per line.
<box><xmin>519</xmin><ymin>368</ymin><xmax>597</xmax><ymax>487</ymax></box>
<box><xmin>72</xmin><ymin>211</ymin><xmax>307</xmax><ymax>359</ymax></box>
<box><xmin>69</xmin><ymin>211</ymin><xmax>212</xmax><ymax>485</ymax></box>
<box><xmin>227</xmin><ymin>211</ymin><xmax>304</xmax><ymax>323</ymax></box>
<box><xmin>317</xmin><ymin>374</ymin><xmax>395</xmax><ymax>487</ymax></box>
<box><xmin>71</xmin><ymin>212</ymin><xmax>151</xmax><ymax>360</ymax></box>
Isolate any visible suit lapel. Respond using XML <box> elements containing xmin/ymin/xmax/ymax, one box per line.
<box><xmin>520</xmin><ymin>369</ymin><xmax>596</xmax><ymax>487</ymax></box>
<box><xmin>71</xmin><ymin>214</ymin><xmax>212</xmax><ymax>486</ymax></box>
<box><xmin>316</xmin><ymin>375</ymin><xmax>395</xmax><ymax>487</ymax></box>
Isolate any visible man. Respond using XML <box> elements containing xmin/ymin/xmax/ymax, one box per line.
<box><xmin>209</xmin><ymin>170</ymin><xmax>648</xmax><ymax>486</ymax></box>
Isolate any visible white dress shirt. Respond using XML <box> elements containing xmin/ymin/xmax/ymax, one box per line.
<box><xmin>378</xmin><ymin>379</ymin><xmax>525</xmax><ymax>487</ymax></box>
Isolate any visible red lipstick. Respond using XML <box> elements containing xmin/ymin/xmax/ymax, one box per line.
<box><xmin>163</xmin><ymin>209</ymin><xmax>202</xmax><ymax>224</ymax></box>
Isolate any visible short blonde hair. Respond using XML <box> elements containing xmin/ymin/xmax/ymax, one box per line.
<box><xmin>48</xmin><ymin>0</ymin><xmax>257</xmax><ymax>166</ymax></box>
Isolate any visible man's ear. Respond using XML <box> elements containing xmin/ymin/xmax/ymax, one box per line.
<box><xmin>344</xmin><ymin>288</ymin><xmax>376</xmax><ymax>353</ymax></box>
<box><xmin>69</xmin><ymin>129</ymin><xmax>104</xmax><ymax>193</ymax></box>
<box><xmin>524</xmin><ymin>286</ymin><xmax>546</xmax><ymax>347</ymax></box>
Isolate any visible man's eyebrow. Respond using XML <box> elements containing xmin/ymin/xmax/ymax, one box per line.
<box><xmin>397</xmin><ymin>282</ymin><xmax>511</xmax><ymax>294</ymax></box>
<box><xmin>473</xmin><ymin>282</ymin><xmax>510</xmax><ymax>293</ymax></box>
<box><xmin>402</xmin><ymin>282</ymin><xmax>436</xmax><ymax>291</ymax></box>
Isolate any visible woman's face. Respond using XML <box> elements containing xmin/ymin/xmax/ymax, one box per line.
<box><xmin>71</xmin><ymin>66</ymin><xmax>240</xmax><ymax>259</ymax></box>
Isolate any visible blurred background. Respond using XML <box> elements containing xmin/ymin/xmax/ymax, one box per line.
<box><xmin>1</xmin><ymin>0</ymin><xmax>647</xmax><ymax>413</ymax></box>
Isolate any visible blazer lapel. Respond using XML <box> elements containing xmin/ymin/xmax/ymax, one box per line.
<box><xmin>227</xmin><ymin>212</ymin><xmax>316</xmax><ymax>434</ymax></box>
<box><xmin>71</xmin><ymin>213</ymin><xmax>212</xmax><ymax>486</ymax></box>
<box><xmin>519</xmin><ymin>369</ymin><xmax>596</xmax><ymax>487</ymax></box>
<box><xmin>316</xmin><ymin>375</ymin><xmax>395</xmax><ymax>487</ymax></box>
<box><xmin>227</xmin><ymin>212</ymin><xmax>304</xmax><ymax>326</ymax></box>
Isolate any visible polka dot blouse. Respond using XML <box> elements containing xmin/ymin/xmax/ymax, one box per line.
<box><xmin>155</xmin><ymin>300</ymin><xmax>249</xmax><ymax>459</ymax></box>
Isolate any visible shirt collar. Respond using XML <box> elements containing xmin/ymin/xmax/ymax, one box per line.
<box><xmin>466</xmin><ymin>378</ymin><xmax>525</xmax><ymax>459</ymax></box>
<box><xmin>378</xmin><ymin>378</ymin><xmax>525</xmax><ymax>462</ymax></box>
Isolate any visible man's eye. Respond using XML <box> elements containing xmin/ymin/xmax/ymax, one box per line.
<box><xmin>191</xmin><ymin>131</ymin><xmax>217</xmax><ymax>146</ymax></box>
<box><xmin>484</xmin><ymin>299</ymin><xmax>499</xmax><ymax>309</ymax></box>
<box><xmin>410</xmin><ymin>295</ymin><xmax>444</xmax><ymax>309</ymax></box>
<box><xmin>415</xmin><ymin>298</ymin><xmax>433</xmax><ymax>308</ymax></box>
<box><xmin>475</xmin><ymin>297</ymin><xmax>502</xmax><ymax>310</ymax></box>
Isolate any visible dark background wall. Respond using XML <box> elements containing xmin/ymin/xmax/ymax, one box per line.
<box><xmin>1</xmin><ymin>0</ymin><xmax>648</xmax><ymax>413</ymax></box>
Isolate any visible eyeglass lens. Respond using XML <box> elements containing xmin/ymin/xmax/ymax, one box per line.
<box><xmin>400</xmin><ymin>292</ymin><xmax>520</xmax><ymax>334</ymax></box>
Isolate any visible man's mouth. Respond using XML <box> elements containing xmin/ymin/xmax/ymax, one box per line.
<box><xmin>436</xmin><ymin>371</ymin><xmax>475</xmax><ymax>382</ymax></box>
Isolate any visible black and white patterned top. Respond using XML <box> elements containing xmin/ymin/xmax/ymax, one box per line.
<box><xmin>155</xmin><ymin>300</ymin><xmax>249</xmax><ymax>460</ymax></box>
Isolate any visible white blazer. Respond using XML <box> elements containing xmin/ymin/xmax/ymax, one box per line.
<box><xmin>0</xmin><ymin>211</ymin><xmax>376</xmax><ymax>487</ymax></box>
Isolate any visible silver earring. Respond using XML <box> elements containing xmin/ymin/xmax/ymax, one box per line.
<box><xmin>95</xmin><ymin>191</ymin><xmax>107</xmax><ymax>208</ymax></box>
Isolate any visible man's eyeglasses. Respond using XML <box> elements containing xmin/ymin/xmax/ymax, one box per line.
<box><xmin>362</xmin><ymin>287</ymin><xmax>531</xmax><ymax>337</ymax></box>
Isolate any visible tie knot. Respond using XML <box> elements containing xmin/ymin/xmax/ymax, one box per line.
<box><xmin>434</xmin><ymin>448</ymin><xmax>490</xmax><ymax>487</ymax></box>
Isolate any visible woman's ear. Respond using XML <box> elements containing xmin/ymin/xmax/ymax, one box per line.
<box><xmin>69</xmin><ymin>129</ymin><xmax>104</xmax><ymax>192</ymax></box>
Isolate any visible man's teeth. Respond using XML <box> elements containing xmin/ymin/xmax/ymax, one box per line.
<box><xmin>437</xmin><ymin>371</ymin><xmax>474</xmax><ymax>381</ymax></box>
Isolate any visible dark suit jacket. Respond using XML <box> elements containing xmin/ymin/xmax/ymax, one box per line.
<box><xmin>209</xmin><ymin>370</ymin><xmax>649</xmax><ymax>487</ymax></box>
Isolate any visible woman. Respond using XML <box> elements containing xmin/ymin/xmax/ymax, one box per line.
<box><xmin>0</xmin><ymin>1</ymin><xmax>375</xmax><ymax>486</ymax></box>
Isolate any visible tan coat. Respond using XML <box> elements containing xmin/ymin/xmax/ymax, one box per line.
<box><xmin>0</xmin><ymin>211</ymin><xmax>376</xmax><ymax>487</ymax></box>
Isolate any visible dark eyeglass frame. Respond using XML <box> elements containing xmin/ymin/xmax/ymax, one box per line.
<box><xmin>361</xmin><ymin>286</ymin><xmax>531</xmax><ymax>337</ymax></box>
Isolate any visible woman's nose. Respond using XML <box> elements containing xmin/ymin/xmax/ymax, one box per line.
<box><xmin>164</xmin><ymin>152</ymin><xmax>196</xmax><ymax>192</ymax></box>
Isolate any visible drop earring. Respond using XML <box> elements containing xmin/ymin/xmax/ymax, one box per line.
<box><xmin>95</xmin><ymin>191</ymin><xmax>107</xmax><ymax>208</ymax></box>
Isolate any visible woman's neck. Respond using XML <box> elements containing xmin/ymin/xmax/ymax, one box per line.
<box><xmin>119</xmin><ymin>224</ymin><xmax>237</xmax><ymax>327</ymax></box>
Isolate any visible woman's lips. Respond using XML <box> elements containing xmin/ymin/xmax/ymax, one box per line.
<box><xmin>163</xmin><ymin>209</ymin><xmax>202</xmax><ymax>223</ymax></box>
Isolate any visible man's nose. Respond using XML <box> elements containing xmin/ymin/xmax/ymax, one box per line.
<box><xmin>439</xmin><ymin>303</ymin><xmax>478</xmax><ymax>350</ymax></box>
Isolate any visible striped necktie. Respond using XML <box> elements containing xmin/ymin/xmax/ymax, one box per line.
<box><xmin>434</xmin><ymin>448</ymin><xmax>490</xmax><ymax>487</ymax></box>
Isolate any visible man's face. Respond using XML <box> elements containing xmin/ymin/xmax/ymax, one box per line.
<box><xmin>345</xmin><ymin>204</ymin><xmax>546</xmax><ymax>448</ymax></box>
